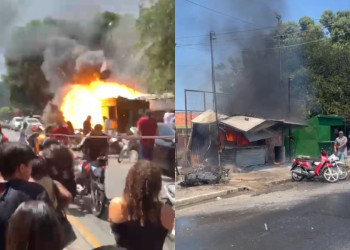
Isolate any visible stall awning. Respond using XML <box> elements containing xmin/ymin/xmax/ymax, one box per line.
<box><xmin>192</xmin><ymin>110</ymin><xmax>228</xmax><ymax>124</ymax></box>
<box><xmin>245</xmin><ymin>128</ymin><xmax>282</xmax><ymax>142</ymax></box>
<box><xmin>220</xmin><ymin>116</ymin><xmax>268</xmax><ymax>132</ymax></box>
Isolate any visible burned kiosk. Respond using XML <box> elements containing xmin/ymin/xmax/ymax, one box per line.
<box><xmin>101</xmin><ymin>97</ymin><xmax>149</xmax><ymax>133</ymax></box>
<box><xmin>187</xmin><ymin>110</ymin><xmax>305</xmax><ymax>171</ymax></box>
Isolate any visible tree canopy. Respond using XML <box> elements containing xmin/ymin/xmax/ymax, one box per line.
<box><xmin>136</xmin><ymin>0</ymin><xmax>175</xmax><ymax>94</ymax></box>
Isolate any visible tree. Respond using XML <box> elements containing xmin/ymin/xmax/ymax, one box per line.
<box><xmin>0</xmin><ymin>107</ymin><xmax>11</xmax><ymax>120</ymax></box>
<box><xmin>136</xmin><ymin>0</ymin><xmax>175</xmax><ymax>94</ymax></box>
<box><xmin>2</xmin><ymin>56</ymin><xmax>53</xmax><ymax>112</ymax></box>
<box><xmin>0</xmin><ymin>82</ymin><xmax>10</xmax><ymax>107</ymax></box>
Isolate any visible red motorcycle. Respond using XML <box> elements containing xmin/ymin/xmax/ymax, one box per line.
<box><xmin>291</xmin><ymin>150</ymin><xmax>339</xmax><ymax>183</ymax></box>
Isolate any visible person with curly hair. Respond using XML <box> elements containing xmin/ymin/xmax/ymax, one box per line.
<box><xmin>108</xmin><ymin>160</ymin><xmax>174</xmax><ymax>250</ymax></box>
<box><xmin>41</xmin><ymin>144</ymin><xmax>76</xmax><ymax>199</ymax></box>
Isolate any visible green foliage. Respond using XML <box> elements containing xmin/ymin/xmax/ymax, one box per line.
<box><xmin>0</xmin><ymin>106</ymin><xmax>11</xmax><ymax>120</ymax></box>
<box><xmin>2</xmin><ymin>56</ymin><xmax>53</xmax><ymax>112</ymax></box>
<box><xmin>0</xmin><ymin>82</ymin><xmax>10</xmax><ymax>107</ymax></box>
<box><xmin>136</xmin><ymin>0</ymin><xmax>175</xmax><ymax>94</ymax></box>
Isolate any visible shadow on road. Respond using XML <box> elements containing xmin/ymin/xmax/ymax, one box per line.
<box><xmin>68</xmin><ymin>195</ymin><xmax>109</xmax><ymax>221</ymax></box>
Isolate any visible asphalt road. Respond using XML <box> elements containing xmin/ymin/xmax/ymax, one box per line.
<box><xmin>4</xmin><ymin>129</ymin><xmax>175</xmax><ymax>250</ymax></box>
<box><xmin>176</xmin><ymin>180</ymin><xmax>350</xmax><ymax>250</ymax></box>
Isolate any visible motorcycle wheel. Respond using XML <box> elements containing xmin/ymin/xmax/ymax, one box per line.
<box><xmin>90</xmin><ymin>181</ymin><xmax>106</xmax><ymax>218</ymax></box>
<box><xmin>337</xmin><ymin>165</ymin><xmax>348</xmax><ymax>180</ymax></box>
<box><xmin>323</xmin><ymin>167</ymin><xmax>339</xmax><ymax>183</ymax></box>
<box><xmin>291</xmin><ymin>166</ymin><xmax>304</xmax><ymax>182</ymax></box>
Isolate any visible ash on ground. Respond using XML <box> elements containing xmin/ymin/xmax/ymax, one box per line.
<box><xmin>179</xmin><ymin>162</ymin><xmax>231</xmax><ymax>187</ymax></box>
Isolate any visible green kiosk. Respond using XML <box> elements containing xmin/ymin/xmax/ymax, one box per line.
<box><xmin>288</xmin><ymin>115</ymin><xmax>345</xmax><ymax>158</ymax></box>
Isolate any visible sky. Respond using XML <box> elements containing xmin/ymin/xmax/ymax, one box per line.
<box><xmin>0</xmin><ymin>0</ymin><xmax>142</xmax><ymax>79</ymax></box>
<box><xmin>175</xmin><ymin>0</ymin><xmax>350</xmax><ymax>111</ymax></box>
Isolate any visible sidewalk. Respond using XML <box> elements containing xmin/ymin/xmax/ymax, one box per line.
<box><xmin>176</xmin><ymin>164</ymin><xmax>291</xmax><ymax>208</ymax></box>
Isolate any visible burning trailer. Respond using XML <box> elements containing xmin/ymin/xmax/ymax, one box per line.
<box><xmin>101</xmin><ymin>97</ymin><xmax>149</xmax><ymax>133</ymax></box>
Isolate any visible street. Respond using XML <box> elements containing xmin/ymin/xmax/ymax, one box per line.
<box><xmin>4</xmin><ymin>129</ymin><xmax>175</xmax><ymax>250</ymax></box>
<box><xmin>176</xmin><ymin>180</ymin><xmax>350</xmax><ymax>250</ymax></box>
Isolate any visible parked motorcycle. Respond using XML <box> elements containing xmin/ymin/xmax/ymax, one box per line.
<box><xmin>291</xmin><ymin>151</ymin><xmax>339</xmax><ymax>183</ymax></box>
<box><xmin>328</xmin><ymin>154</ymin><xmax>348</xmax><ymax>180</ymax></box>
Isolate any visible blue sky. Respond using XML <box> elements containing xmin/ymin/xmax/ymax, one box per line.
<box><xmin>175</xmin><ymin>0</ymin><xmax>350</xmax><ymax>111</ymax></box>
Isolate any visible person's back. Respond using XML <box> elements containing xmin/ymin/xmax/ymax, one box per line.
<box><xmin>111</xmin><ymin>216</ymin><xmax>168</xmax><ymax>250</ymax></box>
<box><xmin>108</xmin><ymin>161</ymin><xmax>174</xmax><ymax>250</ymax></box>
<box><xmin>42</xmin><ymin>144</ymin><xmax>76</xmax><ymax>198</ymax></box>
<box><xmin>0</xmin><ymin>180</ymin><xmax>51</xmax><ymax>250</ymax></box>
<box><xmin>31</xmin><ymin>158</ymin><xmax>58</xmax><ymax>209</ymax></box>
<box><xmin>83</xmin><ymin>116</ymin><xmax>92</xmax><ymax>135</ymax></box>
<box><xmin>80</xmin><ymin>125</ymin><xmax>108</xmax><ymax>161</ymax></box>
<box><xmin>52</xmin><ymin>125</ymin><xmax>69</xmax><ymax>144</ymax></box>
<box><xmin>137</xmin><ymin>116</ymin><xmax>157</xmax><ymax>145</ymax></box>
<box><xmin>0</xmin><ymin>142</ymin><xmax>52</xmax><ymax>250</ymax></box>
<box><xmin>137</xmin><ymin>112</ymin><xmax>158</xmax><ymax>160</ymax></box>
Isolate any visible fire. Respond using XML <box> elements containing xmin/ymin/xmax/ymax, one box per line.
<box><xmin>61</xmin><ymin>80</ymin><xmax>143</xmax><ymax>129</ymax></box>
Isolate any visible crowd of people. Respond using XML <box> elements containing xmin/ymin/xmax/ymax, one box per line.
<box><xmin>0</xmin><ymin>109</ymin><xmax>174</xmax><ymax>250</ymax></box>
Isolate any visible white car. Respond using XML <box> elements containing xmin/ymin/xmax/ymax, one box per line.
<box><xmin>20</xmin><ymin>117</ymin><xmax>44</xmax><ymax>135</ymax></box>
<box><xmin>9</xmin><ymin>117</ymin><xmax>23</xmax><ymax>131</ymax></box>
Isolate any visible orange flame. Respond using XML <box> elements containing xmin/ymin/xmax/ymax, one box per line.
<box><xmin>60</xmin><ymin>80</ymin><xmax>143</xmax><ymax>129</ymax></box>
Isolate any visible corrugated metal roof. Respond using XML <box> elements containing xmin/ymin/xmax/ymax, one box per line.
<box><xmin>192</xmin><ymin>110</ymin><xmax>228</xmax><ymax>124</ymax></box>
<box><xmin>220</xmin><ymin>116</ymin><xmax>266</xmax><ymax>132</ymax></box>
<box><xmin>245</xmin><ymin>128</ymin><xmax>281</xmax><ymax>142</ymax></box>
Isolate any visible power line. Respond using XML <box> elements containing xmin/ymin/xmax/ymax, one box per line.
<box><xmin>183</xmin><ymin>0</ymin><xmax>256</xmax><ymax>27</ymax></box>
<box><xmin>176</xmin><ymin>26</ymin><xmax>275</xmax><ymax>40</ymax></box>
<box><xmin>176</xmin><ymin>32</ymin><xmax>350</xmax><ymax>51</ymax></box>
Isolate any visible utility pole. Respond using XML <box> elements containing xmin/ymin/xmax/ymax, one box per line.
<box><xmin>275</xmin><ymin>13</ymin><xmax>282</xmax><ymax>86</ymax></box>
<box><xmin>288</xmin><ymin>77</ymin><xmax>292</xmax><ymax>162</ymax></box>
<box><xmin>210</xmin><ymin>31</ymin><xmax>221</xmax><ymax>167</ymax></box>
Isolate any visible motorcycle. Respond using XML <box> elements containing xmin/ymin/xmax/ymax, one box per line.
<box><xmin>89</xmin><ymin>155</ymin><xmax>108</xmax><ymax>217</ymax></box>
<box><xmin>328</xmin><ymin>154</ymin><xmax>348</xmax><ymax>180</ymax></box>
<box><xmin>116</xmin><ymin>127</ymin><xmax>139</xmax><ymax>163</ymax></box>
<box><xmin>291</xmin><ymin>151</ymin><xmax>339</xmax><ymax>183</ymax></box>
<box><xmin>74</xmin><ymin>151</ymin><xmax>108</xmax><ymax>217</ymax></box>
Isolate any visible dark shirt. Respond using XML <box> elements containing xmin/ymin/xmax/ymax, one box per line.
<box><xmin>0</xmin><ymin>179</ymin><xmax>51</xmax><ymax>250</ymax></box>
<box><xmin>111</xmin><ymin>220</ymin><xmax>168</xmax><ymax>250</ymax></box>
<box><xmin>137</xmin><ymin>117</ymin><xmax>157</xmax><ymax>146</ymax></box>
<box><xmin>81</xmin><ymin>132</ymin><xmax>109</xmax><ymax>161</ymax></box>
<box><xmin>83</xmin><ymin>120</ymin><xmax>91</xmax><ymax>135</ymax></box>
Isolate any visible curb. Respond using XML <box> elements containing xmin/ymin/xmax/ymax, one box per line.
<box><xmin>175</xmin><ymin>187</ymin><xmax>240</xmax><ymax>208</ymax></box>
<box><xmin>175</xmin><ymin>177</ymin><xmax>291</xmax><ymax>209</ymax></box>
<box><xmin>266</xmin><ymin>178</ymin><xmax>290</xmax><ymax>186</ymax></box>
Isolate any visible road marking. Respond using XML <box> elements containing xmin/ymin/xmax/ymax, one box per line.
<box><xmin>66</xmin><ymin>213</ymin><xmax>102</xmax><ymax>249</ymax></box>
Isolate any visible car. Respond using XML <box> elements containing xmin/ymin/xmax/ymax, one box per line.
<box><xmin>153</xmin><ymin>123</ymin><xmax>176</xmax><ymax>177</ymax></box>
<box><xmin>9</xmin><ymin>117</ymin><xmax>23</xmax><ymax>131</ymax></box>
<box><xmin>32</xmin><ymin>115</ymin><xmax>45</xmax><ymax>125</ymax></box>
<box><xmin>20</xmin><ymin>117</ymin><xmax>44</xmax><ymax>136</ymax></box>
